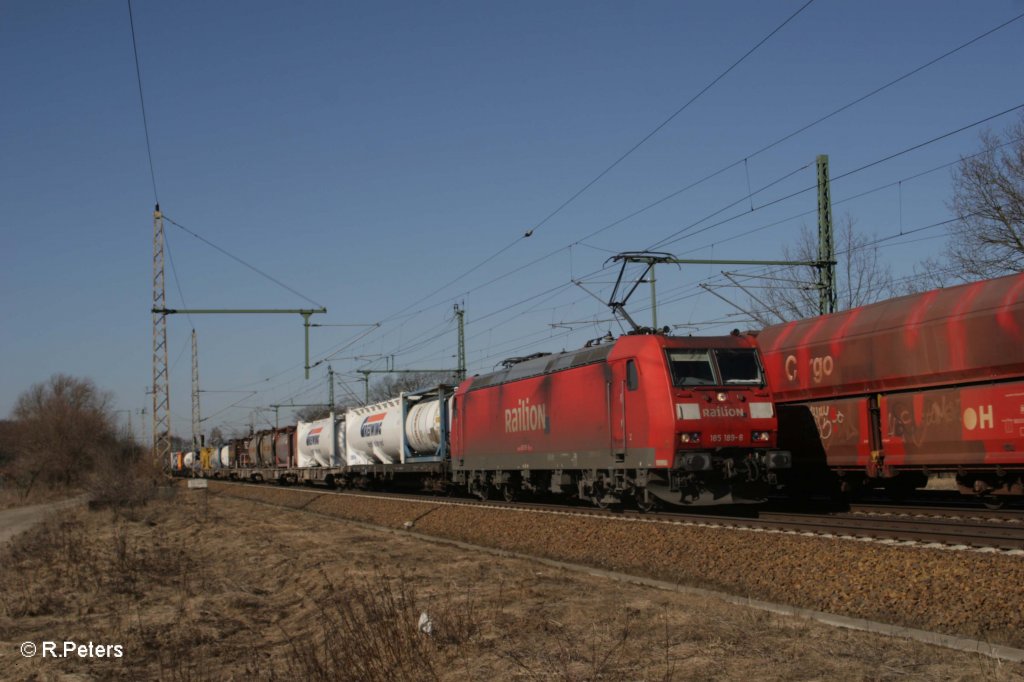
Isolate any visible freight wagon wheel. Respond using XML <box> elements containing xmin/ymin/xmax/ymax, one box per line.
<box><xmin>982</xmin><ymin>496</ymin><xmax>1006</xmax><ymax>510</ymax></box>
<box><xmin>501</xmin><ymin>484</ymin><xmax>517</xmax><ymax>502</ymax></box>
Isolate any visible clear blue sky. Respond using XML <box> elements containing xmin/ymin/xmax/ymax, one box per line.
<box><xmin>2</xmin><ymin>1</ymin><xmax>1022</xmax><ymax>441</ymax></box>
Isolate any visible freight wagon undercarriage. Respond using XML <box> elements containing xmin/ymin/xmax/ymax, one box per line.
<box><xmin>195</xmin><ymin>449</ymin><xmax>791</xmax><ymax>509</ymax></box>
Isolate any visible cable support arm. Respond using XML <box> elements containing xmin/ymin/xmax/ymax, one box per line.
<box><xmin>152</xmin><ymin>307</ymin><xmax>327</xmax><ymax>379</ymax></box>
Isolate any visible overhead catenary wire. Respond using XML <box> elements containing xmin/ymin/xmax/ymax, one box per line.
<box><xmin>127</xmin><ymin>0</ymin><xmax>159</xmax><ymax>205</ymax></box>
<box><xmin>162</xmin><ymin>231</ymin><xmax>195</xmax><ymax>330</ymax></box>
<box><xmin>650</xmin><ymin>102</ymin><xmax>1024</xmax><ymax>251</ymax></box>
<box><xmin>162</xmin><ymin>214</ymin><xmax>325</xmax><ymax>309</ymax></box>
<box><xmin>193</xmin><ymin>13</ymin><xmax>1023</xmax><ymax>431</ymax></box>
<box><xmin>372</xmin><ymin>18</ymin><xmax>1024</xmax><ymax>350</ymax></box>
<box><xmin>564</xmin><ymin>10</ymin><xmax>1024</xmax><ymax>253</ymax></box>
<box><xmin>521</xmin><ymin>0</ymin><xmax>818</xmax><ymax>240</ymax></box>
<box><xmin>314</xmin><ymin>16</ymin><xmax>1024</xmax><ymax>385</ymax></box>
<box><xmin>408</xmin><ymin>105</ymin><xmax>1024</xmax><ymax>369</ymax></box>
<box><xmin>687</xmin><ymin>135</ymin><xmax>1024</xmax><ymax>256</ymax></box>
<box><xmin>371</xmin><ymin>1</ymin><xmax>818</xmax><ymax>330</ymax></box>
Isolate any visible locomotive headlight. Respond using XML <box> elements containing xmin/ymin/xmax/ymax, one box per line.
<box><xmin>716</xmin><ymin>392</ymin><xmax>727</xmax><ymax>402</ymax></box>
<box><xmin>751</xmin><ymin>431</ymin><xmax>770</xmax><ymax>442</ymax></box>
<box><xmin>680</xmin><ymin>432</ymin><xmax>701</xmax><ymax>444</ymax></box>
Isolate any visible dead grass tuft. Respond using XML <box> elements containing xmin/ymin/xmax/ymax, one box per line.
<box><xmin>87</xmin><ymin>440</ymin><xmax>167</xmax><ymax>520</ymax></box>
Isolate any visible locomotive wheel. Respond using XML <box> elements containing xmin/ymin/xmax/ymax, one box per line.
<box><xmin>589</xmin><ymin>478</ymin><xmax>608</xmax><ymax>508</ymax></box>
<box><xmin>469</xmin><ymin>480</ymin><xmax>492</xmax><ymax>500</ymax></box>
<box><xmin>635</xmin><ymin>489</ymin><xmax>657</xmax><ymax>513</ymax></box>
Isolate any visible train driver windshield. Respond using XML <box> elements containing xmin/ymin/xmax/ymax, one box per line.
<box><xmin>666</xmin><ymin>349</ymin><xmax>763</xmax><ymax>387</ymax></box>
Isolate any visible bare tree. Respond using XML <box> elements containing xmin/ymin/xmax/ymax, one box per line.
<box><xmin>366</xmin><ymin>372</ymin><xmax>457</xmax><ymax>404</ymax></box>
<box><xmin>745</xmin><ymin>216</ymin><xmax>896</xmax><ymax>324</ymax></box>
<box><xmin>295</xmin><ymin>404</ymin><xmax>340</xmax><ymax>422</ymax></box>
<box><xmin>8</xmin><ymin>374</ymin><xmax>116</xmax><ymax>493</ymax></box>
<box><xmin>944</xmin><ymin>114</ymin><xmax>1024</xmax><ymax>279</ymax></box>
<box><xmin>208</xmin><ymin>426</ymin><xmax>225</xmax><ymax>446</ymax></box>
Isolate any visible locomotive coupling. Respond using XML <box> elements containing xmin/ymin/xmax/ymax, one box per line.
<box><xmin>678</xmin><ymin>452</ymin><xmax>713</xmax><ymax>471</ymax></box>
<box><xmin>676</xmin><ymin>450</ymin><xmax>791</xmax><ymax>473</ymax></box>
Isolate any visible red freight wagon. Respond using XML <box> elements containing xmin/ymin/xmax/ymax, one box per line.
<box><xmin>452</xmin><ymin>333</ymin><xmax>790</xmax><ymax>506</ymax></box>
<box><xmin>274</xmin><ymin>426</ymin><xmax>296</xmax><ymax>468</ymax></box>
<box><xmin>252</xmin><ymin>431</ymin><xmax>275</xmax><ymax>468</ymax></box>
<box><xmin>758</xmin><ymin>272</ymin><xmax>1024</xmax><ymax>502</ymax></box>
<box><xmin>233</xmin><ymin>436</ymin><xmax>254</xmax><ymax>469</ymax></box>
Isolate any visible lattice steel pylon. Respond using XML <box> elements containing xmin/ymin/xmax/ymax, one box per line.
<box><xmin>152</xmin><ymin>205</ymin><xmax>171</xmax><ymax>464</ymax></box>
<box><xmin>191</xmin><ymin>328</ymin><xmax>200</xmax><ymax>449</ymax></box>
<box><xmin>454</xmin><ymin>303</ymin><xmax>466</xmax><ymax>381</ymax></box>
<box><xmin>817</xmin><ymin>155</ymin><xmax>837</xmax><ymax>315</ymax></box>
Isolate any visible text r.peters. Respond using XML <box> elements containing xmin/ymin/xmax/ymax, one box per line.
<box><xmin>32</xmin><ymin>641</ymin><xmax>124</xmax><ymax>658</ymax></box>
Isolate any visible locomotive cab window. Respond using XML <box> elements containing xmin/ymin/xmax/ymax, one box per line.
<box><xmin>715</xmin><ymin>349</ymin><xmax>763</xmax><ymax>385</ymax></box>
<box><xmin>626</xmin><ymin>359</ymin><xmax>638</xmax><ymax>391</ymax></box>
<box><xmin>666</xmin><ymin>350</ymin><xmax>716</xmax><ymax>386</ymax></box>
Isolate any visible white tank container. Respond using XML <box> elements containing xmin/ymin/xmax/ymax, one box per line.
<box><xmin>296</xmin><ymin>415</ymin><xmax>343</xmax><ymax>467</ymax></box>
<box><xmin>346</xmin><ymin>395</ymin><xmax>451</xmax><ymax>464</ymax></box>
<box><xmin>335</xmin><ymin>419</ymin><xmax>363</xmax><ymax>465</ymax></box>
<box><xmin>219</xmin><ymin>445</ymin><xmax>231</xmax><ymax>468</ymax></box>
<box><xmin>346</xmin><ymin>399</ymin><xmax>403</xmax><ymax>464</ymax></box>
<box><xmin>184</xmin><ymin>451</ymin><xmax>196</xmax><ymax>469</ymax></box>
<box><xmin>297</xmin><ymin>417</ymin><xmax>332</xmax><ymax>467</ymax></box>
<box><xmin>406</xmin><ymin>399</ymin><xmax>446</xmax><ymax>453</ymax></box>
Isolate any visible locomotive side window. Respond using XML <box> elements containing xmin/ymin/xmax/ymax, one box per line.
<box><xmin>714</xmin><ymin>349</ymin><xmax>763</xmax><ymax>385</ymax></box>
<box><xmin>667</xmin><ymin>350</ymin><xmax>716</xmax><ymax>386</ymax></box>
<box><xmin>626</xmin><ymin>359</ymin><xmax>638</xmax><ymax>390</ymax></box>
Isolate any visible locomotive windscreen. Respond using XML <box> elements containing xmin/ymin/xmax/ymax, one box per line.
<box><xmin>666</xmin><ymin>349</ymin><xmax>763</xmax><ymax>387</ymax></box>
<box><xmin>715</xmin><ymin>349</ymin><xmax>763</xmax><ymax>384</ymax></box>
<box><xmin>667</xmin><ymin>350</ymin><xmax>715</xmax><ymax>385</ymax></box>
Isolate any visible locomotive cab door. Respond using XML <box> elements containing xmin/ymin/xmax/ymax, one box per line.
<box><xmin>609</xmin><ymin>358</ymin><xmax>642</xmax><ymax>463</ymax></box>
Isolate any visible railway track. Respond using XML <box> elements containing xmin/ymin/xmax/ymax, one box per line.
<box><xmin>206</xmin><ymin>478</ymin><xmax>1024</xmax><ymax>552</ymax></box>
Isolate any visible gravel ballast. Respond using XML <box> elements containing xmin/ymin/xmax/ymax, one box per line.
<box><xmin>210</xmin><ymin>482</ymin><xmax>1024</xmax><ymax>649</ymax></box>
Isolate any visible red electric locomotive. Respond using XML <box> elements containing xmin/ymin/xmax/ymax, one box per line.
<box><xmin>757</xmin><ymin>272</ymin><xmax>1024</xmax><ymax>504</ymax></box>
<box><xmin>451</xmin><ymin>332</ymin><xmax>791</xmax><ymax>506</ymax></box>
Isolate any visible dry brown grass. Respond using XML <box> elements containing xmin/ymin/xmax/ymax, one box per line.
<box><xmin>1</xmin><ymin>488</ymin><xmax>1022</xmax><ymax>681</ymax></box>
<box><xmin>0</xmin><ymin>484</ymin><xmax>81</xmax><ymax>511</ymax></box>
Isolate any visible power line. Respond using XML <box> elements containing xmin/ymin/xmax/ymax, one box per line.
<box><xmin>381</xmin><ymin>38</ymin><xmax>1024</xmax><ymax>343</ymax></box>
<box><xmin>396</xmin><ymin>106</ymin><xmax>1024</xmax><ymax>366</ymax></box>
<box><xmin>162</xmin><ymin>231</ymin><xmax>195</xmax><ymax>329</ymax></box>
<box><xmin>523</xmin><ymin>0</ymin><xmax>818</xmax><ymax>239</ymax></box>
<box><xmin>687</xmin><ymin>135</ymin><xmax>1024</xmax><ymax>256</ymax></box>
<box><xmin>569</xmin><ymin>10</ymin><xmax>1024</xmax><ymax>252</ymax></box>
<box><xmin>343</xmin><ymin>13</ymin><xmax>1024</xmax><ymax>365</ymax></box>
<box><xmin>127</xmin><ymin>0</ymin><xmax>158</xmax><ymax>205</ymax></box>
<box><xmin>373</xmin><ymin>1</ymin><xmax>818</xmax><ymax>328</ymax></box>
<box><xmin>742</xmin><ymin>10</ymin><xmax>1024</xmax><ymax>162</ymax></box>
<box><xmin>652</xmin><ymin>102</ymin><xmax>1024</xmax><ymax>251</ymax></box>
<box><xmin>162</xmin><ymin>214</ymin><xmax>325</xmax><ymax>309</ymax></box>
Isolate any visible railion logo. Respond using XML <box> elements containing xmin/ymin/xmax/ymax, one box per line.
<box><xmin>361</xmin><ymin>413</ymin><xmax>386</xmax><ymax>438</ymax></box>
<box><xmin>702</xmin><ymin>406</ymin><xmax>746</xmax><ymax>418</ymax></box>
<box><xmin>505</xmin><ymin>398</ymin><xmax>548</xmax><ymax>433</ymax></box>
<box><xmin>306</xmin><ymin>426</ymin><xmax>322</xmax><ymax>447</ymax></box>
